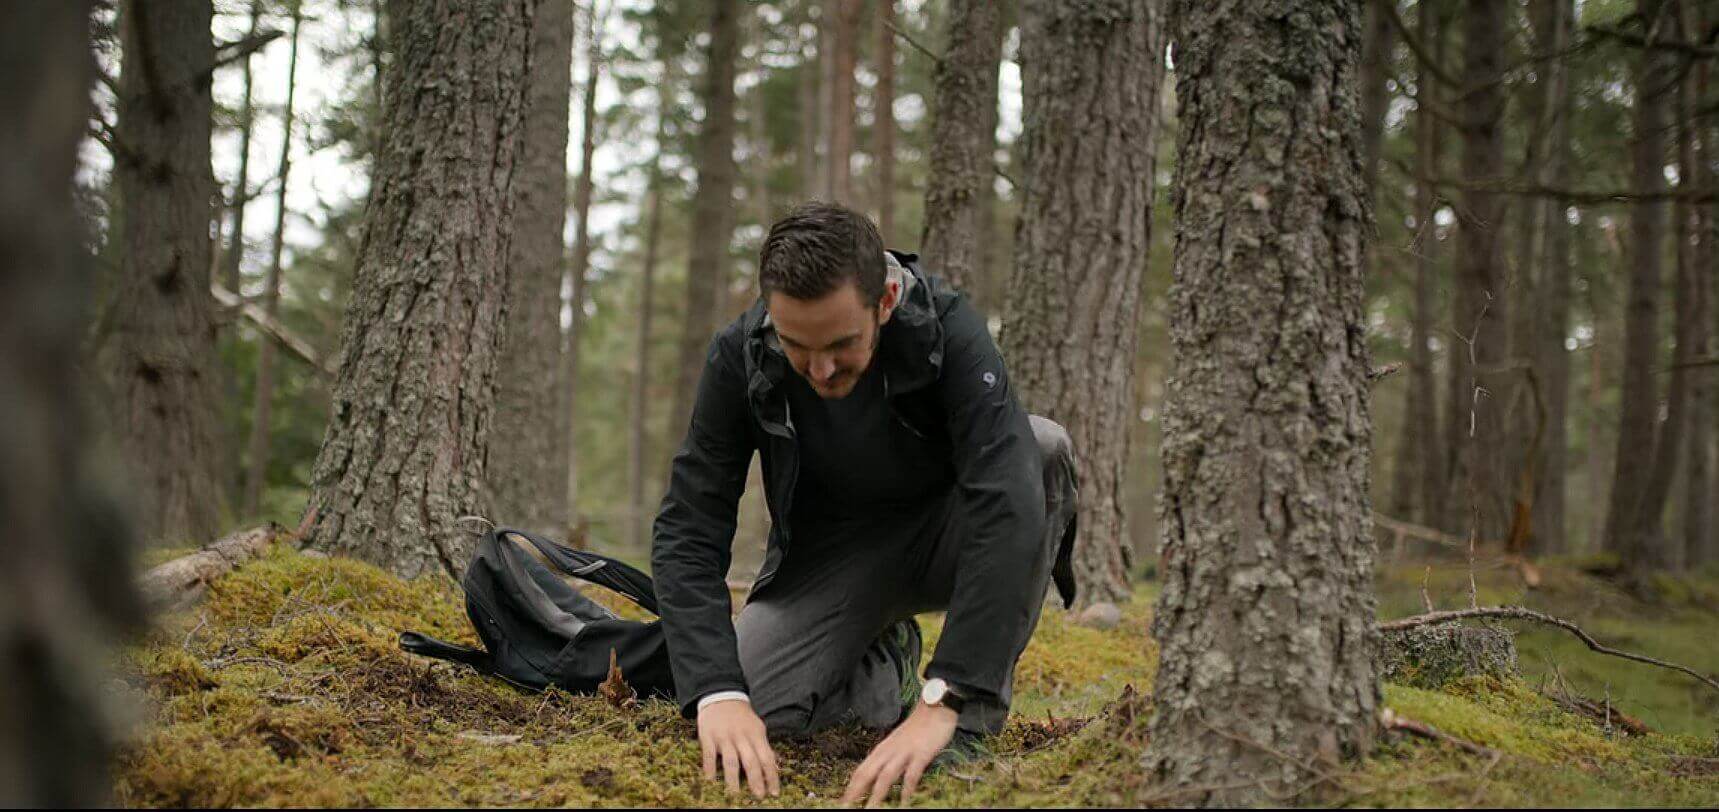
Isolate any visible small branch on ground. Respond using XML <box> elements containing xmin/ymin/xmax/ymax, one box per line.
<box><xmin>1378</xmin><ymin>606</ymin><xmax>1719</xmax><ymax>695</ymax></box>
<box><xmin>1380</xmin><ymin>708</ymin><xmax>1501</xmax><ymax>758</ymax></box>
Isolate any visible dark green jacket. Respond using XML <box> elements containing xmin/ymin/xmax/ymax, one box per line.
<box><xmin>650</xmin><ymin>253</ymin><xmax>1071</xmax><ymax>716</ymax></box>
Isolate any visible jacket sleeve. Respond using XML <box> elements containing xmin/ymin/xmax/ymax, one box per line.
<box><xmin>651</xmin><ymin>330</ymin><xmax>756</xmax><ymax>717</ymax></box>
<box><xmin>922</xmin><ymin>295</ymin><xmax>1049</xmax><ymax>701</ymax></box>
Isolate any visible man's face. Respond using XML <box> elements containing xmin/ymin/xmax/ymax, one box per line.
<box><xmin>768</xmin><ymin>279</ymin><xmax>899</xmax><ymax>399</ymax></box>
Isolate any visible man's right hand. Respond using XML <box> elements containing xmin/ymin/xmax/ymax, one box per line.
<box><xmin>696</xmin><ymin>698</ymin><xmax>780</xmax><ymax>798</ymax></box>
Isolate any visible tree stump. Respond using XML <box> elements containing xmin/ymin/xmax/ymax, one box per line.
<box><xmin>1381</xmin><ymin>623</ymin><xmax>1518</xmax><ymax>689</ymax></box>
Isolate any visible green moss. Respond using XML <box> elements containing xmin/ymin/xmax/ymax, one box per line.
<box><xmin>115</xmin><ymin>551</ymin><xmax>1718</xmax><ymax>807</ymax></box>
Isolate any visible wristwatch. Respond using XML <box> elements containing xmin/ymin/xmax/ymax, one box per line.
<box><xmin>921</xmin><ymin>677</ymin><xmax>968</xmax><ymax>713</ymax></box>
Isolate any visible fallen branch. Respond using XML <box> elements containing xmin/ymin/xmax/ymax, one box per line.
<box><xmin>1379</xmin><ymin>606</ymin><xmax>1719</xmax><ymax>695</ymax></box>
<box><xmin>212</xmin><ymin>284</ymin><xmax>336</xmax><ymax>379</ymax></box>
<box><xmin>140</xmin><ymin>524</ymin><xmax>281</xmax><ymax>612</ymax></box>
<box><xmin>1380</xmin><ymin>708</ymin><xmax>1500</xmax><ymax>758</ymax></box>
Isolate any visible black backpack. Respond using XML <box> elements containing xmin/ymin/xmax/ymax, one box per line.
<box><xmin>399</xmin><ymin>527</ymin><xmax>676</xmax><ymax>699</ymax></box>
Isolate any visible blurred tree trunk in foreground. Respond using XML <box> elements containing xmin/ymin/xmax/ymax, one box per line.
<box><xmin>0</xmin><ymin>0</ymin><xmax>145</xmax><ymax>802</ymax></box>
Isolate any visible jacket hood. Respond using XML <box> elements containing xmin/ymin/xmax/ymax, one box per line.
<box><xmin>741</xmin><ymin>250</ymin><xmax>947</xmax><ymax>406</ymax></box>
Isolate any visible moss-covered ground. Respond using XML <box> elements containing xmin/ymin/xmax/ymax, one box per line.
<box><xmin>115</xmin><ymin>544</ymin><xmax>1719</xmax><ymax>807</ymax></box>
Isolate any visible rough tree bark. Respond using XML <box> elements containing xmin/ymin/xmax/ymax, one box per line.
<box><xmin>1001</xmin><ymin>0</ymin><xmax>1163</xmax><ymax>609</ymax></box>
<box><xmin>109</xmin><ymin>0</ymin><xmax>228</xmax><ymax>546</ymax></box>
<box><xmin>303</xmin><ymin>0</ymin><xmax>534</xmax><ymax>580</ymax></box>
<box><xmin>874</xmin><ymin>0</ymin><xmax>896</xmax><ymax>241</ymax></box>
<box><xmin>242</xmin><ymin>1</ymin><xmax>303</xmax><ymax>517</ymax></box>
<box><xmin>489</xmin><ymin>0</ymin><xmax>573</xmax><ymax>537</ymax></box>
<box><xmin>1442</xmin><ymin>0</ymin><xmax>1512</xmax><ymax>543</ymax></box>
<box><xmin>667</xmin><ymin>0</ymin><xmax>740</xmax><ymax>445</ymax></box>
<box><xmin>918</xmin><ymin>0</ymin><xmax>1001</xmax><ymax>292</ymax></box>
<box><xmin>1</xmin><ymin>2</ymin><xmax>145</xmax><ymax>802</ymax></box>
<box><xmin>1148</xmin><ymin>0</ymin><xmax>1379</xmax><ymax>803</ymax></box>
<box><xmin>1531</xmin><ymin>0</ymin><xmax>1577</xmax><ymax>556</ymax></box>
<box><xmin>1604</xmin><ymin>0</ymin><xmax>1683</xmax><ymax>577</ymax></box>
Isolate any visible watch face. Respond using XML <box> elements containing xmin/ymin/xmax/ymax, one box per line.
<box><xmin>923</xmin><ymin>678</ymin><xmax>947</xmax><ymax>705</ymax></box>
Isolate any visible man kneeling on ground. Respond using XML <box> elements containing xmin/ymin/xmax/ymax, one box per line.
<box><xmin>651</xmin><ymin>202</ymin><xmax>1078</xmax><ymax>806</ymax></box>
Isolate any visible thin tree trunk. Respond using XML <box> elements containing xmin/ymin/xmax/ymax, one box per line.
<box><xmin>799</xmin><ymin>17</ymin><xmax>821</xmax><ymax>201</ymax></box>
<box><xmin>631</xmin><ymin>73</ymin><xmax>674</xmax><ymax>553</ymax></box>
<box><xmin>1358</xmin><ymin>0</ymin><xmax>1395</xmax><ymax>193</ymax></box>
<box><xmin>667</xmin><ymin>0</ymin><xmax>741</xmax><ymax>447</ymax></box>
<box><xmin>302</xmin><ymin>0</ymin><xmax>534</xmax><ymax>580</ymax></box>
<box><xmin>1689</xmin><ymin>10</ymin><xmax>1717</xmax><ymax>566</ymax></box>
<box><xmin>1</xmin><ymin>2</ymin><xmax>145</xmax><ymax>803</ymax></box>
<box><xmin>825</xmin><ymin>0</ymin><xmax>860</xmax><ymax>205</ymax></box>
<box><xmin>562</xmin><ymin>0</ymin><xmax>602</xmax><ymax>535</ymax></box>
<box><xmin>489</xmin><ymin>0</ymin><xmax>573</xmax><ymax>537</ymax></box>
<box><xmin>1532</xmin><ymin>0</ymin><xmax>1577</xmax><ymax>557</ymax></box>
<box><xmin>1002</xmin><ymin>0</ymin><xmax>1163</xmax><ymax>609</ymax></box>
<box><xmin>1148</xmin><ymin>1</ymin><xmax>1378</xmax><ymax>802</ymax></box>
<box><xmin>221</xmin><ymin>0</ymin><xmax>262</xmax><ymax>297</ymax></box>
<box><xmin>1605</xmin><ymin>0</ymin><xmax>1681</xmax><ymax>577</ymax></box>
<box><xmin>242</xmin><ymin>1</ymin><xmax>303</xmax><ymax>517</ymax></box>
<box><xmin>874</xmin><ymin>0</ymin><xmax>896</xmax><ymax>241</ymax></box>
<box><xmin>918</xmin><ymin>0</ymin><xmax>1001</xmax><ymax>292</ymax></box>
<box><xmin>110</xmin><ymin>0</ymin><xmax>227</xmax><ymax>546</ymax></box>
<box><xmin>1396</xmin><ymin>0</ymin><xmax>1447</xmax><ymax>528</ymax></box>
<box><xmin>816</xmin><ymin>0</ymin><xmax>834</xmax><ymax>198</ymax></box>
<box><xmin>1443</xmin><ymin>0</ymin><xmax>1512</xmax><ymax>544</ymax></box>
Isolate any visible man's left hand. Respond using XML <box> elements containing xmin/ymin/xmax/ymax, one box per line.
<box><xmin>839</xmin><ymin>702</ymin><xmax>958</xmax><ymax>807</ymax></box>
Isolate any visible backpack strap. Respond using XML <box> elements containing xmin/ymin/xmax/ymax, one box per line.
<box><xmin>399</xmin><ymin>631</ymin><xmax>492</xmax><ymax>672</ymax></box>
<box><xmin>495</xmin><ymin>528</ymin><xmax>661</xmax><ymax>615</ymax></box>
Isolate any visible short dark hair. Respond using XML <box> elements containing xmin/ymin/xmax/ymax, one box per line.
<box><xmin>758</xmin><ymin>201</ymin><xmax>887</xmax><ymax>304</ymax></box>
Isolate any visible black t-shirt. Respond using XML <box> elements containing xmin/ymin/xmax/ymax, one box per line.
<box><xmin>781</xmin><ymin>358</ymin><xmax>955</xmax><ymax>530</ymax></box>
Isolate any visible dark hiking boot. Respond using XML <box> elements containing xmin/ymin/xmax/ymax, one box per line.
<box><xmin>930</xmin><ymin>728</ymin><xmax>991</xmax><ymax>773</ymax></box>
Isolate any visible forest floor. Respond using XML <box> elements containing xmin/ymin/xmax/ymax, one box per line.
<box><xmin>116</xmin><ymin>541</ymin><xmax>1719</xmax><ymax>807</ymax></box>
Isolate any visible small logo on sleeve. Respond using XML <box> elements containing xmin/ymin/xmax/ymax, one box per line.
<box><xmin>982</xmin><ymin>371</ymin><xmax>997</xmax><ymax>389</ymax></box>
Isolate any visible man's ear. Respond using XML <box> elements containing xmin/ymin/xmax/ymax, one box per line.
<box><xmin>876</xmin><ymin>277</ymin><xmax>902</xmax><ymax>326</ymax></box>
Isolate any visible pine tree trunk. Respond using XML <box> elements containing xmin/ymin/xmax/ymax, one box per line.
<box><xmin>562</xmin><ymin>1</ymin><xmax>602</xmax><ymax>533</ymax></box>
<box><xmin>1532</xmin><ymin>0</ymin><xmax>1576</xmax><ymax>557</ymax></box>
<box><xmin>1357</xmin><ymin>0</ymin><xmax>1394</xmax><ymax>193</ymax></box>
<box><xmin>490</xmin><ymin>0</ymin><xmax>573</xmax><ymax>537</ymax></box>
<box><xmin>919</xmin><ymin>0</ymin><xmax>1001</xmax><ymax>292</ymax></box>
<box><xmin>799</xmin><ymin>17</ymin><xmax>821</xmax><ymax>202</ymax></box>
<box><xmin>1002</xmin><ymin>0</ymin><xmax>1163</xmax><ymax>610</ymax></box>
<box><xmin>1148</xmin><ymin>0</ymin><xmax>1378</xmax><ymax>802</ymax></box>
<box><xmin>816</xmin><ymin>0</ymin><xmax>835</xmax><ymax>199</ymax></box>
<box><xmin>243</xmin><ymin>2</ymin><xmax>303</xmax><ymax>518</ymax></box>
<box><xmin>874</xmin><ymin>0</ymin><xmax>896</xmax><ymax>241</ymax></box>
<box><xmin>825</xmin><ymin>0</ymin><xmax>860</xmax><ymax>205</ymax></box>
<box><xmin>1605</xmin><ymin>0</ymin><xmax>1680</xmax><ymax>575</ymax></box>
<box><xmin>1396</xmin><ymin>0</ymin><xmax>1447</xmax><ymax>528</ymax></box>
<box><xmin>630</xmin><ymin>74</ymin><xmax>673</xmax><ymax>553</ymax></box>
<box><xmin>303</xmin><ymin>0</ymin><xmax>534</xmax><ymax>580</ymax></box>
<box><xmin>110</xmin><ymin>0</ymin><xmax>228</xmax><ymax>546</ymax></box>
<box><xmin>221</xmin><ymin>0</ymin><xmax>262</xmax><ymax>298</ymax></box>
<box><xmin>1444</xmin><ymin>0</ymin><xmax>1512</xmax><ymax>544</ymax></box>
<box><xmin>1688</xmin><ymin>32</ymin><xmax>1716</xmax><ymax>567</ymax></box>
<box><xmin>1</xmin><ymin>3</ymin><xmax>146</xmax><ymax>804</ymax></box>
<box><xmin>667</xmin><ymin>0</ymin><xmax>741</xmax><ymax>446</ymax></box>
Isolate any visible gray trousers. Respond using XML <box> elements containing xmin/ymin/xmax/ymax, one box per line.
<box><xmin>734</xmin><ymin>416</ymin><xmax>1075</xmax><ymax>737</ymax></box>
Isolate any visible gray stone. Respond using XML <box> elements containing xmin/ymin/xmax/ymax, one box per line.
<box><xmin>1074</xmin><ymin>602</ymin><xmax>1123</xmax><ymax>630</ymax></box>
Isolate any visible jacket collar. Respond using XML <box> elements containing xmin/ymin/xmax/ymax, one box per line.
<box><xmin>742</xmin><ymin>250</ymin><xmax>945</xmax><ymax>408</ymax></box>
